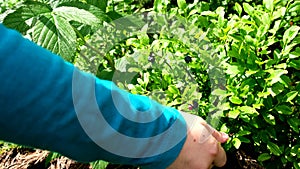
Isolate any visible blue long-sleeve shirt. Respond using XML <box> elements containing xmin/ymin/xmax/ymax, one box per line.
<box><xmin>0</xmin><ymin>24</ymin><xmax>187</xmax><ymax>168</ymax></box>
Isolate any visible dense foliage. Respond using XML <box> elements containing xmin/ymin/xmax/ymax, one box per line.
<box><xmin>1</xmin><ymin>0</ymin><xmax>300</xmax><ymax>169</ymax></box>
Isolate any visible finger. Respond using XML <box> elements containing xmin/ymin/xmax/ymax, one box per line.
<box><xmin>202</xmin><ymin>122</ymin><xmax>229</xmax><ymax>143</ymax></box>
<box><xmin>213</xmin><ymin>143</ymin><xmax>227</xmax><ymax>167</ymax></box>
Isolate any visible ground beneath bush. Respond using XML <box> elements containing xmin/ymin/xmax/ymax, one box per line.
<box><xmin>0</xmin><ymin>146</ymin><xmax>264</xmax><ymax>169</ymax></box>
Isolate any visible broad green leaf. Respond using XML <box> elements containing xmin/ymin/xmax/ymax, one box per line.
<box><xmin>289</xmin><ymin>1</ymin><xmax>300</xmax><ymax>13</ymax></box>
<box><xmin>238</xmin><ymin>136</ymin><xmax>251</xmax><ymax>143</ymax></box>
<box><xmin>239</xmin><ymin>106</ymin><xmax>259</xmax><ymax>115</ymax></box>
<box><xmin>234</xmin><ymin>3</ymin><xmax>242</xmax><ymax>16</ymax></box>
<box><xmin>86</xmin><ymin>0</ymin><xmax>107</xmax><ymax>12</ymax></box>
<box><xmin>287</xmin><ymin>118</ymin><xmax>300</xmax><ymax>133</ymax></box>
<box><xmin>263</xmin><ymin>0</ymin><xmax>274</xmax><ymax>11</ymax></box>
<box><xmin>243</xmin><ymin>3</ymin><xmax>254</xmax><ymax>15</ymax></box>
<box><xmin>288</xmin><ymin>59</ymin><xmax>300</xmax><ymax>70</ymax></box>
<box><xmin>289</xmin><ymin>47</ymin><xmax>300</xmax><ymax>58</ymax></box>
<box><xmin>3</xmin><ymin>1</ymin><xmax>52</xmax><ymax>33</ymax></box>
<box><xmin>228</xmin><ymin>109</ymin><xmax>240</xmax><ymax>119</ymax></box>
<box><xmin>53</xmin><ymin>6</ymin><xmax>100</xmax><ymax>25</ymax></box>
<box><xmin>270</xmin><ymin>83</ymin><xmax>284</xmax><ymax>96</ymax></box>
<box><xmin>168</xmin><ymin>85</ymin><xmax>180</xmax><ymax>95</ymax></box>
<box><xmin>283</xmin><ymin>91</ymin><xmax>298</xmax><ymax>102</ymax></box>
<box><xmin>294</xmin><ymin>162</ymin><xmax>300</xmax><ymax>169</ymax></box>
<box><xmin>32</xmin><ymin>14</ymin><xmax>76</xmax><ymax>61</ymax></box>
<box><xmin>229</xmin><ymin>96</ymin><xmax>242</xmax><ymax>105</ymax></box>
<box><xmin>267</xmin><ymin>141</ymin><xmax>282</xmax><ymax>156</ymax></box>
<box><xmin>266</xmin><ymin>69</ymin><xmax>288</xmax><ymax>85</ymax></box>
<box><xmin>237</xmin><ymin>130</ymin><xmax>251</xmax><ymax>136</ymax></box>
<box><xmin>232</xmin><ymin>138</ymin><xmax>241</xmax><ymax>149</ymax></box>
<box><xmin>226</xmin><ymin>64</ymin><xmax>243</xmax><ymax>76</ymax></box>
<box><xmin>58</xmin><ymin>1</ymin><xmax>110</xmax><ymax>22</ymax></box>
<box><xmin>258</xmin><ymin>153</ymin><xmax>272</xmax><ymax>162</ymax></box>
<box><xmin>275</xmin><ymin>105</ymin><xmax>293</xmax><ymax>115</ymax></box>
<box><xmin>283</xmin><ymin>26</ymin><xmax>300</xmax><ymax>46</ymax></box>
<box><xmin>177</xmin><ymin>0</ymin><xmax>187</xmax><ymax>11</ymax></box>
<box><xmin>262</xmin><ymin>112</ymin><xmax>276</xmax><ymax>125</ymax></box>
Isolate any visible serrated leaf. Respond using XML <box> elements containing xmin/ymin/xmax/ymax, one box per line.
<box><xmin>58</xmin><ymin>1</ymin><xmax>110</xmax><ymax>22</ymax></box>
<box><xmin>3</xmin><ymin>1</ymin><xmax>51</xmax><ymax>33</ymax></box>
<box><xmin>284</xmin><ymin>91</ymin><xmax>298</xmax><ymax>102</ymax></box>
<box><xmin>86</xmin><ymin>0</ymin><xmax>107</xmax><ymax>12</ymax></box>
<box><xmin>258</xmin><ymin>153</ymin><xmax>272</xmax><ymax>162</ymax></box>
<box><xmin>267</xmin><ymin>141</ymin><xmax>282</xmax><ymax>156</ymax></box>
<box><xmin>243</xmin><ymin>3</ymin><xmax>254</xmax><ymax>15</ymax></box>
<box><xmin>283</xmin><ymin>26</ymin><xmax>300</xmax><ymax>46</ymax></box>
<box><xmin>53</xmin><ymin>6</ymin><xmax>100</xmax><ymax>26</ymax></box>
<box><xmin>32</xmin><ymin>14</ymin><xmax>76</xmax><ymax>61</ymax></box>
<box><xmin>275</xmin><ymin>105</ymin><xmax>293</xmax><ymax>115</ymax></box>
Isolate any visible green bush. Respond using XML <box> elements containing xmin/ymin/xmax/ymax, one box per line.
<box><xmin>1</xmin><ymin>0</ymin><xmax>300</xmax><ymax>168</ymax></box>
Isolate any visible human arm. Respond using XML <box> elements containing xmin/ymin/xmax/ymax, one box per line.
<box><xmin>0</xmin><ymin>23</ymin><xmax>228</xmax><ymax>169</ymax></box>
<box><xmin>0</xmin><ymin>23</ymin><xmax>187</xmax><ymax>168</ymax></box>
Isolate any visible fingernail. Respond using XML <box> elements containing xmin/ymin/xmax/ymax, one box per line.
<box><xmin>221</xmin><ymin>132</ymin><xmax>229</xmax><ymax>142</ymax></box>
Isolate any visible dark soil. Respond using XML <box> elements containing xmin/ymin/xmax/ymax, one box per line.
<box><xmin>0</xmin><ymin>145</ymin><xmax>264</xmax><ymax>169</ymax></box>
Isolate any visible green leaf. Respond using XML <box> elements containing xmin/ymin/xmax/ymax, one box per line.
<box><xmin>45</xmin><ymin>152</ymin><xmax>61</xmax><ymax>166</ymax></box>
<box><xmin>229</xmin><ymin>96</ymin><xmax>242</xmax><ymax>105</ymax></box>
<box><xmin>168</xmin><ymin>85</ymin><xmax>180</xmax><ymax>95</ymax></box>
<box><xmin>289</xmin><ymin>1</ymin><xmax>300</xmax><ymax>13</ymax></box>
<box><xmin>234</xmin><ymin>3</ymin><xmax>242</xmax><ymax>15</ymax></box>
<box><xmin>243</xmin><ymin>3</ymin><xmax>254</xmax><ymax>15</ymax></box>
<box><xmin>226</xmin><ymin>64</ymin><xmax>243</xmax><ymax>76</ymax></box>
<box><xmin>237</xmin><ymin>130</ymin><xmax>251</xmax><ymax>136</ymax></box>
<box><xmin>177</xmin><ymin>0</ymin><xmax>187</xmax><ymax>11</ymax></box>
<box><xmin>32</xmin><ymin>14</ymin><xmax>76</xmax><ymax>61</ymax></box>
<box><xmin>239</xmin><ymin>106</ymin><xmax>259</xmax><ymax>115</ymax></box>
<box><xmin>263</xmin><ymin>0</ymin><xmax>274</xmax><ymax>11</ymax></box>
<box><xmin>3</xmin><ymin>1</ymin><xmax>52</xmax><ymax>33</ymax></box>
<box><xmin>275</xmin><ymin>105</ymin><xmax>293</xmax><ymax>115</ymax></box>
<box><xmin>283</xmin><ymin>91</ymin><xmax>298</xmax><ymax>102</ymax></box>
<box><xmin>288</xmin><ymin>59</ymin><xmax>300</xmax><ymax>70</ymax></box>
<box><xmin>90</xmin><ymin>160</ymin><xmax>108</xmax><ymax>169</ymax></box>
<box><xmin>262</xmin><ymin>112</ymin><xmax>276</xmax><ymax>125</ymax></box>
<box><xmin>294</xmin><ymin>162</ymin><xmax>300</xmax><ymax>169</ymax></box>
<box><xmin>258</xmin><ymin>153</ymin><xmax>272</xmax><ymax>162</ymax></box>
<box><xmin>232</xmin><ymin>138</ymin><xmax>241</xmax><ymax>149</ymax></box>
<box><xmin>86</xmin><ymin>0</ymin><xmax>107</xmax><ymax>12</ymax></box>
<box><xmin>53</xmin><ymin>6</ymin><xmax>100</xmax><ymax>26</ymax></box>
<box><xmin>283</xmin><ymin>26</ymin><xmax>300</xmax><ymax>46</ymax></box>
<box><xmin>58</xmin><ymin>1</ymin><xmax>109</xmax><ymax>22</ymax></box>
<box><xmin>266</xmin><ymin>69</ymin><xmax>288</xmax><ymax>85</ymax></box>
<box><xmin>287</xmin><ymin>118</ymin><xmax>300</xmax><ymax>133</ymax></box>
<box><xmin>228</xmin><ymin>109</ymin><xmax>240</xmax><ymax>119</ymax></box>
<box><xmin>267</xmin><ymin>141</ymin><xmax>282</xmax><ymax>156</ymax></box>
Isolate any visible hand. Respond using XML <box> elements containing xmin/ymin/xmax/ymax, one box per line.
<box><xmin>167</xmin><ymin>116</ymin><xmax>229</xmax><ymax>169</ymax></box>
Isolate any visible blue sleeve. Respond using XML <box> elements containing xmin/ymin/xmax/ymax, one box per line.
<box><xmin>0</xmin><ymin>24</ymin><xmax>187</xmax><ymax>169</ymax></box>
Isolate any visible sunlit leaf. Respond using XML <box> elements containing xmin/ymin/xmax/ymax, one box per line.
<box><xmin>283</xmin><ymin>26</ymin><xmax>300</xmax><ymax>46</ymax></box>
